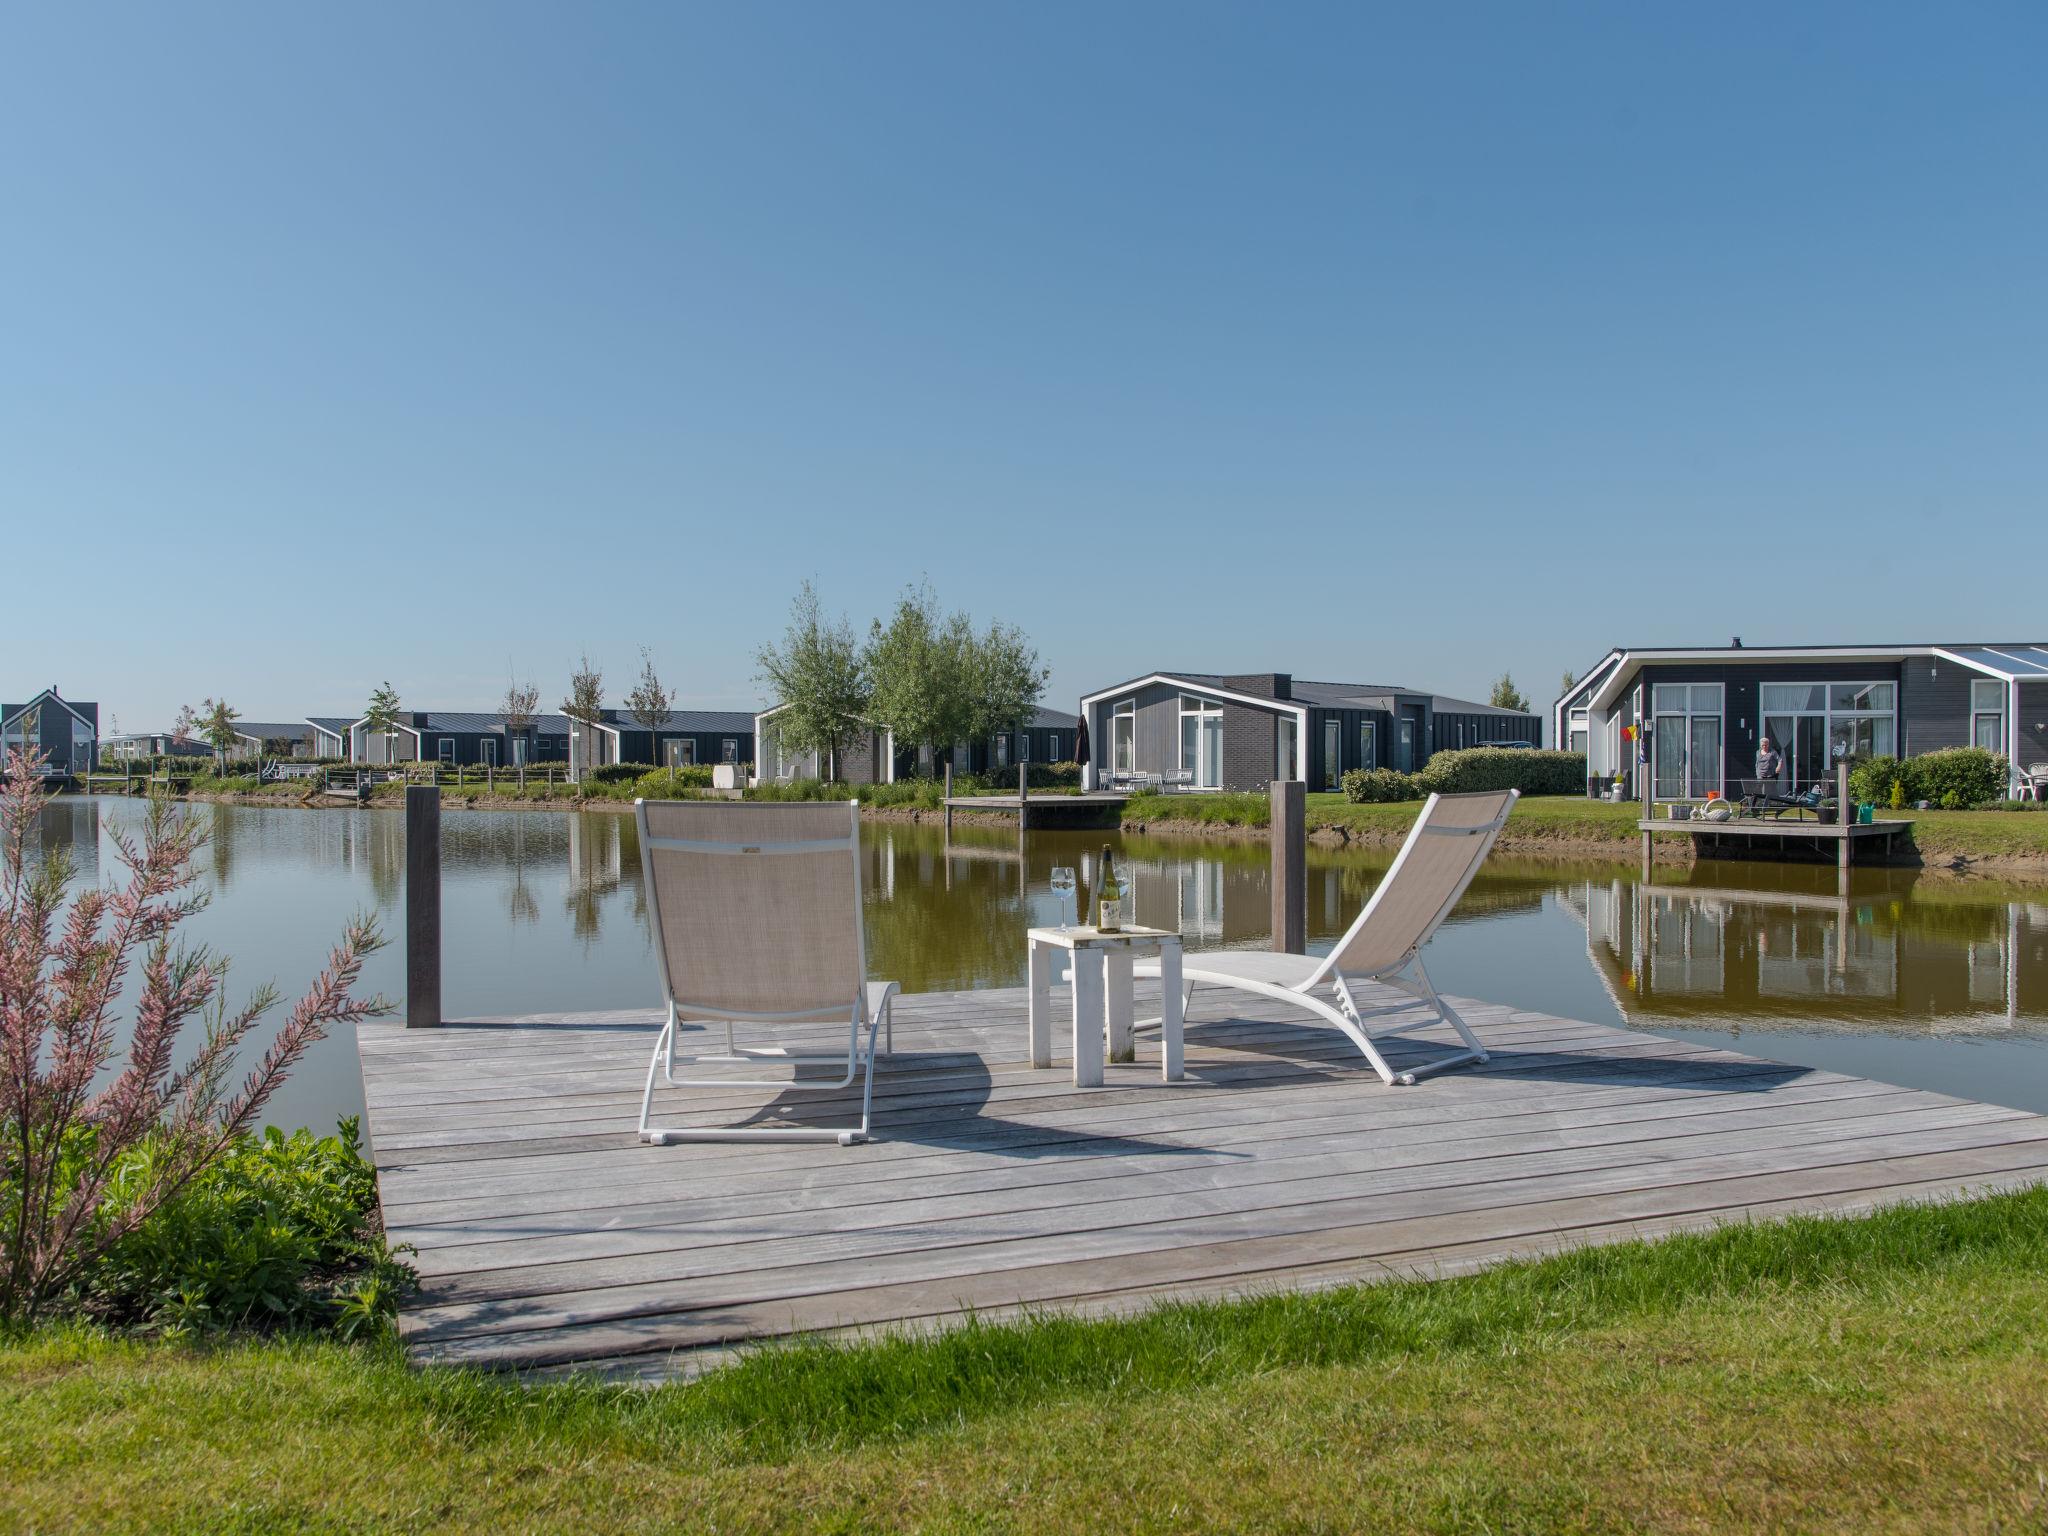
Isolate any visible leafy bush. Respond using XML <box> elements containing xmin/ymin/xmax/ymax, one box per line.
<box><xmin>1413</xmin><ymin>748</ymin><xmax>1586</xmax><ymax>797</ymax></box>
<box><xmin>1848</xmin><ymin>756</ymin><xmax>1906</xmax><ymax>807</ymax></box>
<box><xmin>94</xmin><ymin>1119</ymin><xmax>414</xmax><ymax>1337</ymax></box>
<box><xmin>1342</xmin><ymin>767</ymin><xmax>1420</xmax><ymax>803</ymax></box>
<box><xmin>626</xmin><ymin>766</ymin><xmax>715</xmax><ymax>797</ymax></box>
<box><xmin>1911</xmin><ymin>747</ymin><xmax>2009</xmax><ymax>809</ymax></box>
<box><xmin>0</xmin><ymin>751</ymin><xmax>388</xmax><ymax>1326</ymax></box>
<box><xmin>587</xmin><ymin>762</ymin><xmax>657</xmax><ymax>785</ymax></box>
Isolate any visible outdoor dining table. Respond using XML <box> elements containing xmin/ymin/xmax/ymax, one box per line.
<box><xmin>1026</xmin><ymin>925</ymin><xmax>1184</xmax><ymax>1087</ymax></box>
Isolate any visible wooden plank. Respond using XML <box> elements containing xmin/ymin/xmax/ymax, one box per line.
<box><xmin>354</xmin><ymin>983</ymin><xmax>2048</xmax><ymax>1376</ymax></box>
<box><xmin>409</xmin><ymin>1142</ymin><xmax>2048</xmax><ymax>1368</ymax></box>
<box><xmin>401</xmin><ymin>1120</ymin><xmax>2048</xmax><ymax>1336</ymax></box>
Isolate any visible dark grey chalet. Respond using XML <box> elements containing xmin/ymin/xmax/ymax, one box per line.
<box><xmin>1077</xmin><ymin>672</ymin><xmax>1539</xmax><ymax>794</ymax></box>
<box><xmin>1555</xmin><ymin>642</ymin><xmax>2048</xmax><ymax>800</ymax></box>
<box><xmin>752</xmin><ymin>704</ymin><xmax>1079</xmax><ymax>784</ymax></box>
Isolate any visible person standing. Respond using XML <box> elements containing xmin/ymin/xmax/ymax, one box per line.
<box><xmin>1755</xmin><ymin>735</ymin><xmax>1783</xmax><ymax>789</ymax></box>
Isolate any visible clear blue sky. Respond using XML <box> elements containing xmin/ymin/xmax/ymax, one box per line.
<box><xmin>6</xmin><ymin>3</ymin><xmax>2044</xmax><ymax>734</ymax></box>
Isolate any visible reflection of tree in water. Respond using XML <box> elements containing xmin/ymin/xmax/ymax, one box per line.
<box><xmin>504</xmin><ymin>815</ymin><xmax>539</xmax><ymax>925</ymax></box>
<box><xmin>207</xmin><ymin>802</ymin><xmax>236</xmax><ymax>892</ymax></box>
<box><xmin>565</xmin><ymin>813</ymin><xmax>625</xmax><ymax>946</ymax></box>
<box><xmin>365</xmin><ymin>811</ymin><xmax>406</xmax><ymax>909</ymax></box>
<box><xmin>861</xmin><ymin>832</ymin><xmax>1031</xmax><ymax>992</ymax></box>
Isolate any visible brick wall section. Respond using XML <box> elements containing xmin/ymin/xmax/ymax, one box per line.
<box><xmin>1221</xmin><ymin>702</ymin><xmax>1279</xmax><ymax>792</ymax></box>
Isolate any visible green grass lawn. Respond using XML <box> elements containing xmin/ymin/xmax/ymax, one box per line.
<box><xmin>1125</xmin><ymin>791</ymin><xmax>1646</xmax><ymax>843</ymax></box>
<box><xmin>7</xmin><ymin>1190</ymin><xmax>2048</xmax><ymax>1533</ymax></box>
<box><xmin>1126</xmin><ymin>791</ymin><xmax>2048</xmax><ymax>863</ymax></box>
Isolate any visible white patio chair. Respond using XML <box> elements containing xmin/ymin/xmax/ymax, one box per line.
<box><xmin>1135</xmin><ymin>789</ymin><xmax>1518</xmax><ymax>1085</ymax></box>
<box><xmin>634</xmin><ymin>799</ymin><xmax>897</xmax><ymax>1145</ymax></box>
<box><xmin>2019</xmin><ymin>764</ymin><xmax>2048</xmax><ymax>803</ymax></box>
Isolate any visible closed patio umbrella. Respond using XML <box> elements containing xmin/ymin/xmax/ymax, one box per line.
<box><xmin>1074</xmin><ymin>711</ymin><xmax>1090</xmax><ymax>771</ymax></box>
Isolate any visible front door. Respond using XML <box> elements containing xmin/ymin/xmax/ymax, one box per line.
<box><xmin>1323</xmin><ymin>719</ymin><xmax>1341</xmax><ymax>790</ymax></box>
<box><xmin>1396</xmin><ymin>717</ymin><xmax>1415</xmax><ymax>773</ymax></box>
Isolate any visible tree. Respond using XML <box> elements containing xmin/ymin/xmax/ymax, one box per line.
<box><xmin>1560</xmin><ymin>670</ymin><xmax>1576</xmax><ymax>698</ymax></box>
<box><xmin>865</xmin><ymin>583</ymin><xmax>970</xmax><ymax>773</ymax></box>
<box><xmin>960</xmin><ymin>618</ymin><xmax>1049</xmax><ymax>754</ymax></box>
<box><xmin>363</xmin><ymin>683</ymin><xmax>403</xmax><ymax>766</ymax></box>
<box><xmin>625</xmin><ymin>648</ymin><xmax>677</xmax><ymax>780</ymax></box>
<box><xmin>863</xmin><ymin>583</ymin><xmax>1048</xmax><ymax>779</ymax></box>
<box><xmin>501</xmin><ymin>672</ymin><xmax>540</xmax><ymax>779</ymax></box>
<box><xmin>560</xmin><ymin>655</ymin><xmax>606</xmax><ymax>781</ymax></box>
<box><xmin>755</xmin><ymin>582</ymin><xmax>871</xmax><ymax>781</ymax></box>
<box><xmin>1489</xmin><ymin>674</ymin><xmax>1529</xmax><ymax>713</ymax></box>
<box><xmin>191</xmin><ymin>698</ymin><xmax>241</xmax><ymax>773</ymax></box>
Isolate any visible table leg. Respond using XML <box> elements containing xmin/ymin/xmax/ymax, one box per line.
<box><xmin>1158</xmin><ymin>941</ymin><xmax>1183</xmax><ymax>1082</ymax></box>
<box><xmin>1028</xmin><ymin>940</ymin><xmax>1052</xmax><ymax>1069</ymax></box>
<box><xmin>1105</xmin><ymin>948</ymin><xmax>1135</xmax><ymax>1063</ymax></box>
<box><xmin>1072</xmin><ymin>949</ymin><xmax>1105</xmax><ymax>1088</ymax></box>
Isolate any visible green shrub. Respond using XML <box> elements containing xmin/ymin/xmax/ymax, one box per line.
<box><xmin>1413</xmin><ymin>748</ymin><xmax>1586</xmax><ymax>797</ymax></box>
<box><xmin>586</xmin><ymin>762</ymin><xmax>656</xmax><ymax>786</ymax></box>
<box><xmin>93</xmin><ymin>1119</ymin><xmax>414</xmax><ymax>1338</ymax></box>
<box><xmin>1848</xmin><ymin>756</ymin><xmax>1906</xmax><ymax>806</ymax></box>
<box><xmin>1342</xmin><ymin>767</ymin><xmax>1420</xmax><ymax>803</ymax></box>
<box><xmin>1910</xmin><ymin>746</ymin><xmax>2009</xmax><ymax>809</ymax></box>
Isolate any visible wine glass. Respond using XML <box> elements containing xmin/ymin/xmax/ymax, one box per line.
<box><xmin>1049</xmin><ymin>866</ymin><xmax>1076</xmax><ymax>931</ymax></box>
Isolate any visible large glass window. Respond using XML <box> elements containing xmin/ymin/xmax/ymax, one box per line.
<box><xmin>1972</xmin><ymin>679</ymin><xmax>2006</xmax><ymax>752</ymax></box>
<box><xmin>1360</xmin><ymin>720</ymin><xmax>1377</xmax><ymax>769</ymax></box>
<box><xmin>1568</xmin><ymin>708</ymin><xmax>1588</xmax><ymax>755</ymax></box>
<box><xmin>1112</xmin><ymin>701</ymin><xmax>1136</xmax><ymax>776</ymax></box>
<box><xmin>1760</xmin><ymin>680</ymin><xmax>1897</xmax><ymax>789</ymax></box>
<box><xmin>1179</xmin><ymin>695</ymin><xmax>1223</xmax><ymax>788</ymax></box>
<box><xmin>1277</xmin><ymin>716</ymin><xmax>1298</xmax><ymax>781</ymax></box>
<box><xmin>1651</xmin><ymin>683</ymin><xmax>1723</xmax><ymax>798</ymax></box>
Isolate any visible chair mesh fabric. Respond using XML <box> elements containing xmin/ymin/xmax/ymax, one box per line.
<box><xmin>642</xmin><ymin>800</ymin><xmax>864</xmax><ymax>1021</ymax></box>
<box><xmin>1329</xmin><ymin>789</ymin><xmax>1513</xmax><ymax>977</ymax></box>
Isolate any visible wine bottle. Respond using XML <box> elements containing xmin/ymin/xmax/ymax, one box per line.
<box><xmin>1097</xmin><ymin>844</ymin><xmax>1122</xmax><ymax>932</ymax></box>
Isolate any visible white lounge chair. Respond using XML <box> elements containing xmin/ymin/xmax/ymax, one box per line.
<box><xmin>1135</xmin><ymin>788</ymin><xmax>1518</xmax><ymax>1085</ymax></box>
<box><xmin>634</xmin><ymin>799</ymin><xmax>897</xmax><ymax>1145</ymax></box>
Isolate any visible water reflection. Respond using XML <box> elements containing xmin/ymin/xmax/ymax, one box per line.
<box><xmin>39</xmin><ymin>799</ymin><xmax>2048</xmax><ymax>1130</ymax></box>
<box><xmin>1564</xmin><ymin>868</ymin><xmax>2045</xmax><ymax>1039</ymax></box>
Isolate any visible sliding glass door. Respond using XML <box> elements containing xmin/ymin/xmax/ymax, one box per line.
<box><xmin>1651</xmin><ymin>683</ymin><xmax>1723</xmax><ymax>798</ymax></box>
<box><xmin>1179</xmin><ymin>696</ymin><xmax>1222</xmax><ymax>788</ymax></box>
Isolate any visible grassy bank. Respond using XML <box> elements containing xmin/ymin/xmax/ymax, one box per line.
<box><xmin>1123</xmin><ymin>790</ymin><xmax>2048</xmax><ymax>868</ymax></box>
<box><xmin>6</xmin><ymin>1189</ymin><xmax>2048</xmax><ymax>1532</ymax></box>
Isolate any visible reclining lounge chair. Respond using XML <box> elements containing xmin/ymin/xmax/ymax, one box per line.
<box><xmin>1135</xmin><ymin>788</ymin><xmax>1517</xmax><ymax>1086</ymax></box>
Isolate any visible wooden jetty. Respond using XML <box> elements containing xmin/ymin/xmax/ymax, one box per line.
<box><xmin>938</xmin><ymin>761</ymin><xmax>1126</xmax><ymax>832</ymax></box>
<box><xmin>357</xmin><ymin>980</ymin><xmax>2048</xmax><ymax>1381</ymax></box>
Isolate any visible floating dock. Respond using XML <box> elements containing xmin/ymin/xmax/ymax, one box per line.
<box><xmin>356</xmin><ymin>979</ymin><xmax>2048</xmax><ymax>1380</ymax></box>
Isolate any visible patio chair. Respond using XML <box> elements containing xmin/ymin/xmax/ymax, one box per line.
<box><xmin>634</xmin><ymin>799</ymin><xmax>897</xmax><ymax>1145</ymax></box>
<box><xmin>1135</xmin><ymin>789</ymin><xmax>1517</xmax><ymax>1086</ymax></box>
<box><xmin>2018</xmin><ymin>764</ymin><xmax>2048</xmax><ymax>803</ymax></box>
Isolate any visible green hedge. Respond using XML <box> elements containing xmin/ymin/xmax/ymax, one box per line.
<box><xmin>1344</xmin><ymin>749</ymin><xmax>1586</xmax><ymax>803</ymax></box>
<box><xmin>1341</xmin><ymin>767</ymin><xmax>1420</xmax><ymax>803</ymax></box>
<box><xmin>1416</xmin><ymin>748</ymin><xmax>1586</xmax><ymax>796</ymax></box>
<box><xmin>1848</xmin><ymin>748</ymin><xmax>2010</xmax><ymax>810</ymax></box>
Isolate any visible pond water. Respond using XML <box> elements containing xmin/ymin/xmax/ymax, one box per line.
<box><xmin>37</xmin><ymin>797</ymin><xmax>2048</xmax><ymax>1132</ymax></box>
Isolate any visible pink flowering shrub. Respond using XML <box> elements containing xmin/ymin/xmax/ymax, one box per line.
<box><xmin>0</xmin><ymin>748</ymin><xmax>390</xmax><ymax>1325</ymax></box>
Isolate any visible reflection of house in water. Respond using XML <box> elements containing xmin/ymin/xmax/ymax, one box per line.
<box><xmin>34</xmin><ymin>798</ymin><xmax>102</xmax><ymax>883</ymax></box>
<box><xmin>1560</xmin><ymin>873</ymin><xmax>2046</xmax><ymax>1037</ymax></box>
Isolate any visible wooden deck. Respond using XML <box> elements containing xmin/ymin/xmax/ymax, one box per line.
<box><xmin>356</xmin><ymin>981</ymin><xmax>2048</xmax><ymax>1381</ymax></box>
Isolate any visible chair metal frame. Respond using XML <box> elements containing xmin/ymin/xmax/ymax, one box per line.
<box><xmin>1138</xmin><ymin>790</ymin><xmax>1517</xmax><ymax>1086</ymax></box>
<box><xmin>634</xmin><ymin>799</ymin><xmax>896</xmax><ymax>1146</ymax></box>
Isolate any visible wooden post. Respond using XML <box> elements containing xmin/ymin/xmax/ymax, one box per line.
<box><xmin>1270</xmin><ymin>779</ymin><xmax>1305</xmax><ymax>954</ymax></box>
<box><xmin>1639</xmin><ymin>727</ymin><xmax>1653</xmax><ymax>882</ymax></box>
<box><xmin>406</xmin><ymin>785</ymin><xmax>441</xmax><ymax>1029</ymax></box>
<box><xmin>943</xmin><ymin>760</ymin><xmax>953</xmax><ymax>837</ymax></box>
<box><xmin>1837</xmin><ymin>761</ymin><xmax>1852</xmax><ymax>878</ymax></box>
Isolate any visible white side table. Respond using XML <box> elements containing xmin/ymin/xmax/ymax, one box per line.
<box><xmin>1026</xmin><ymin>925</ymin><xmax>1183</xmax><ymax>1087</ymax></box>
